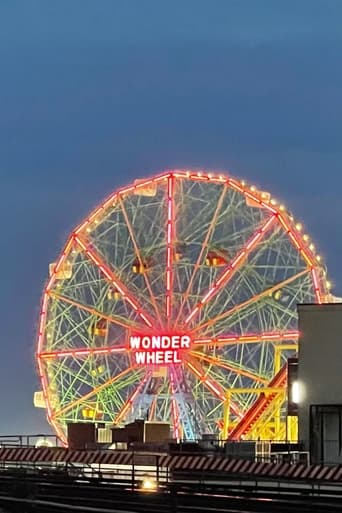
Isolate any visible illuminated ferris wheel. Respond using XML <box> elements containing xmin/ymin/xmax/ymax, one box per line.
<box><xmin>36</xmin><ymin>170</ymin><xmax>329</xmax><ymax>443</ymax></box>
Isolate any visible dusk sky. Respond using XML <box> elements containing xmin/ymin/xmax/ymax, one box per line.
<box><xmin>1</xmin><ymin>1</ymin><xmax>341</xmax><ymax>434</ymax></box>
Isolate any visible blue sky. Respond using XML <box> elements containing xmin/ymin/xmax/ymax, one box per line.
<box><xmin>0</xmin><ymin>0</ymin><xmax>341</xmax><ymax>433</ymax></box>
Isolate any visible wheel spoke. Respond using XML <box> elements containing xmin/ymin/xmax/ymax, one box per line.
<box><xmin>74</xmin><ymin>234</ymin><xmax>154</xmax><ymax>328</ymax></box>
<box><xmin>311</xmin><ymin>267</ymin><xmax>323</xmax><ymax>303</ymax></box>
<box><xmin>53</xmin><ymin>366</ymin><xmax>139</xmax><ymax>418</ymax></box>
<box><xmin>192</xmin><ymin>268</ymin><xmax>310</xmax><ymax>334</ymax></box>
<box><xmin>48</xmin><ymin>290</ymin><xmax>143</xmax><ymax>331</ymax></box>
<box><xmin>119</xmin><ymin>195</ymin><xmax>163</xmax><ymax>327</ymax></box>
<box><xmin>37</xmin><ymin>357</ymin><xmax>67</xmax><ymax>443</ymax></box>
<box><xmin>114</xmin><ymin>370</ymin><xmax>152</xmax><ymax>425</ymax></box>
<box><xmin>277</xmin><ymin>213</ymin><xmax>322</xmax><ymax>299</ymax></box>
<box><xmin>169</xmin><ymin>367</ymin><xmax>181</xmax><ymax>439</ymax></box>
<box><xmin>185</xmin><ymin>214</ymin><xmax>277</xmax><ymax>325</ymax></box>
<box><xmin>38</xmin><ymin>345</ymin><xmax>127</xmax><ymax>359</ymax></box>
<box><xmin>175</xmin><ymin>183</ymin><xmax>227</xmax><ymax>326</ymax></box>
<box><xmin>166</xmin><ymin>175</ymin><xmax>175</xmax><ymax>322</ymax></box>
<box><xmin>193</xmin><ymin>331</ymin><xmax>299</xmax><ymax>347</ymax></box>
<box><xmin>189</xmin><ymin>350</ymin><xmax>268</xmax><ymax>384</ymax></box>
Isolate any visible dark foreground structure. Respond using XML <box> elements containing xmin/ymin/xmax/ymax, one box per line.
<box><xmin>1</xmin><ymin>465</ymin><xmax>342</xmax><ymax>513</ymax></box>
<box><xmin>1</xmin><ymin>447</ymin><xmax>342</xmax><ymax>512</ymax></box>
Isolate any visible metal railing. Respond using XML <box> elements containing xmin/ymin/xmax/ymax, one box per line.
<box><xmin>0</xmin><ymin>434</ymin><xmax>61</xmax><ymax>448</ymax></box>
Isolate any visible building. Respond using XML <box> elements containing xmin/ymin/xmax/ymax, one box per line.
<box><xmin>111</xmin><ymin>420</ymin><xmax>171</xmax><ymax>447</ymax></box>
<box><xmin>298</xmin><ymin>303</ymin><xmax>342</xmax><ymax>464</ymax></box>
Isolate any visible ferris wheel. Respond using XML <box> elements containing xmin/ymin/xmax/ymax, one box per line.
<box><xmin>36</xmin><ymin>170</ymin><xmax>329</xmax><ymax>443</ymax></box>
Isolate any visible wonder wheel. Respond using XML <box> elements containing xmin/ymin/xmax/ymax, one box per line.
<box><xmin>36</xmin><ymin>170</ymin><xmax>329</xmax><ymax>443</ymax></box>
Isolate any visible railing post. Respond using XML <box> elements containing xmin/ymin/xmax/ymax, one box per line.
<box><xmin>131</xmin><ymin>449</ymin><xmax>135</xmax><ymax>491</ymax></box>
<box><xmin>156</xmin><ymin>455</ymin><xmax>160</xmax><ymax>485</ymax></box>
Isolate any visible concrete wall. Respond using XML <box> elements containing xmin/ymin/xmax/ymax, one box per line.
<box><xmin>298</xmin><ymin>303</ymin><xmax>342</xmax><ymax>461</ymax></box>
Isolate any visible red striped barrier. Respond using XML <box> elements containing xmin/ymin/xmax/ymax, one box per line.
<box><xmin>1</xmin><ymin>447</ymin><xmax>342</xmax><ymax>483</ymax></box>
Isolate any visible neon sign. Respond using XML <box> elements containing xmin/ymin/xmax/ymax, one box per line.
<box><xmin>129</xmin><ymin>334</ymin><xmax>191</xmax><ymax>365</ymax></box>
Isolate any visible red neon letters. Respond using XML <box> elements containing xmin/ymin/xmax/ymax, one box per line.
<box><xmin>129</xmin><ymin>334</ymin><xmax>191</xmax><ymax>365</ymax></box>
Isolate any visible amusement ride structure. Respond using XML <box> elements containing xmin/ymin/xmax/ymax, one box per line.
<box><xmin>35</xmin><ymin>170</ymin><xmax>330</xmax><ymax>444</ymax></box>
